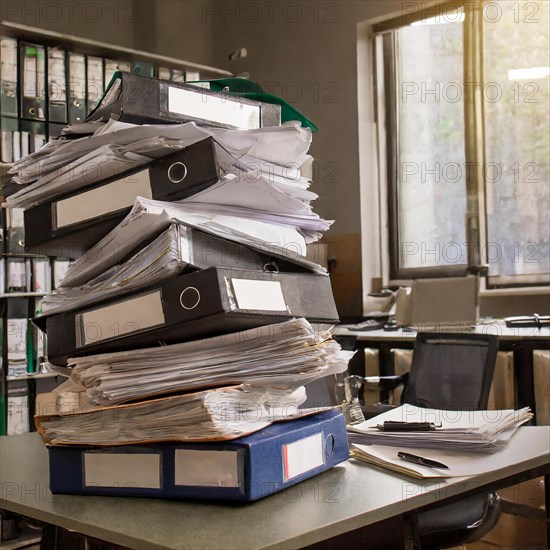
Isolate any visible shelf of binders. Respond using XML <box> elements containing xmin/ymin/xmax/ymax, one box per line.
<box><xmin>0</xmin><ymin>206</ymin><xmax>70</xmax><ymax>435</ymax></box>
<box><xmin>0</xmin><ymin>20</ymin><xmax>232</xmax><ymax>164</ymax></box>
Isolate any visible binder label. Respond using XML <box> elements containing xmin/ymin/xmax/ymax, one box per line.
<box><xmin>55</xmin><ymin>169</ymin><xmax>152</xmax><ymax>228</ymax></box>
<box><xmin>77</xmin><ymin>290</ymin><xmax>165</xmax><ymax>346</ymax></box>
<box><xmin>174</xmin><ymin>449</ymin><xmax>241</xmax><ymax>488</ymax></box>
<box><xmin>230</xmin><ymin>279</ymin><xmax>288</xmax><ymax>311</ymax></box>
<box><xmin>84</xmin><ymin>452</ymin><xmax>161</xmax><ymax>489</ymax></box>
<box><xmin>167</xmin><ymin>85</ymin><xmax>261</xmax><ymax>129</ymax></box>
<box><xmin>282</xmin><ymin>432</ymin><xmax>325</xmax><ymax>482</ymax></box>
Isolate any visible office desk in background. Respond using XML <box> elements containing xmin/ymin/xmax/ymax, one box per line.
<box><xmin>1</xmin><ymin>430</ymin><xmax>549</xmax><ymax>550</ymax></box>
<box><xmin>334</xmin><ymin>323</ymin><xmax>550</xmax><ymax>423</ymax></box>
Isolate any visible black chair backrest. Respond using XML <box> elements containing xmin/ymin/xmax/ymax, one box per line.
<box><xmin>402</xmin><ymin>332</ymin><xmax>499</xmax><ymax>411</ymax></box>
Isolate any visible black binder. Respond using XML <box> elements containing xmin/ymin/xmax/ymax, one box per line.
<box><xmin>19</xmin><ymin>42</ymin><xmax>46</xmax><ymax>121</ymax></box>
<box><xmin>42</xmin><ymin>267</ymin><xmax>339</xmax><ymax>365</ymax></box>
<box><xmin>67</xmin><ymin>53</ymin><xmax>87</xmax><ymax>123</ymax></box>
<box><xmin>0</xmin><ymin>37</ymin><xmax>18</xmax><ymax>118</ymax></box>
<box><xmin>47</xmin><ymin>48</ymin><xmax>68</xmax><ymax>124</ymax></box>
<box><xmin>23</xmin><ymin>137</ymin><xmax>220</xmax><ymax>258</ymax></box>
<box><xmin>85</xmin><ymin>71</ymin><xmax>281</xmax><ymax>129</ymax></box>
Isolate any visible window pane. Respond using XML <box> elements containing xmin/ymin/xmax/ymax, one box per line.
<box><xmin>396</xmin><ymin>18</ymin><xmax>467</xmax><ymax>270</ymax></box>
<box><xmin>483</xmin><ymin>0</ymin><xmax>550</xmax><ymax>280</ymax></box>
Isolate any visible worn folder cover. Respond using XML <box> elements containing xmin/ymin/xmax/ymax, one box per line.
<box><xmin>43</xmin><ymin>267</ymin><xmax>339</xmax><ymax>365</ymax></box>
<box><xmin>48</xmin><ymin>409</ymin><xmax>348</xmax><ymax>501</ymax></box>
<box><xmin>24</xmin><ymin>137</ymin><xmax>220</xmax><ymax>258</ymax></box>
<box><xmin>86</xmin><ymin>71</ymin><xmax>281</xmax><ymax>129</ymax></box>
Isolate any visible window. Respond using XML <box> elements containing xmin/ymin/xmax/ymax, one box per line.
<box><xmin>373</xmin><ymin>0</ymin><xmax>549</xmax><ymax>287</ymax></box>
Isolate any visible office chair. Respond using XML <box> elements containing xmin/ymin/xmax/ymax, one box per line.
<box><xmin>352</xmin><ymin>332</ymin><xmax>501</xmax><ymax>549</ymax></box>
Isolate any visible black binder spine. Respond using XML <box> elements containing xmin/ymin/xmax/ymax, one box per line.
<box><xmin>19</xmin><ymin>42</ymin><xmax>46</xmax><ymax>121</ymax></box>
<box><xmin>23</xmin><ymin>137</ymin><xmax>220</xmax><ymax>257</ymax></box>
<box><xmin>43</xmin><ymin>268</ymin><xmax>338</xmax><ymax>365</ymax></box>
<box><xmin>47</xmin><ymin>47</ymin><xmax>68</xmax><ymax>124</ymax></box>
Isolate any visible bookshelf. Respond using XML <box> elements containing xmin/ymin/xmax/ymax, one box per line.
<box><xmin>0</xmin><ymin>21</ymin><xmax>232</xmax><ymax>435</ymax></box>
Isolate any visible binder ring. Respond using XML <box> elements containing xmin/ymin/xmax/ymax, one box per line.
<box><xmin>179</xmin><ymin>286</ymin><xmax>200</xmax><ymax>310</ymax></box>
<box><xmin>168</xmin><ymin>162</ymin><xmax>188</xmax><ymax>183</ymax></box>
<box><xmin>28</xmin><ymin>107</ymin><xmax>36</xmax><ymax>116</ymax></box>
<box><xmin>263</xmin><ymin>261</ymin><xmax>279</xmax><ymax>273</ymax></box>
<box><xmin>325</xmin><ymin>434</ymin><xmax>335</xmax><ymax>457</ymax></box>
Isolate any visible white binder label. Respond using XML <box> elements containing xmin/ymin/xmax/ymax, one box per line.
<box><xmin>79</xmin><ymin>290</ymin><xmax>165</xmax><ymax>346</ymax></box>
<box><xmin>168</xmin><ymin>86</ymin><xmax>261</xmax><ymax>129</ymax></box>
<box><xmin>84</xmin><ymin>453</ymin><xmax>161</xmax><ymax>489</ymax></box>
<box><xmin>282</xmin><ymin>433</ymin><xmax>324</xmax><ymax>482</ymax></box>
<box><xmin>231</xmin><ymin>279</ymin><xmax>287</xmax><ymax>311</ymax></box>
<box><xmin>55</xmin><ymin>170</ymin><xmax>152</xmax><ymax>228</ymax></box>
<box><xmin>174</xmin><ymin>449</ymin><xmax>240</xmax><ymax>488</ymax></box>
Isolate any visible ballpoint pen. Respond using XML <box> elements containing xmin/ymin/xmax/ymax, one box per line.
<box><xmin>397</xmin><ymin>451</ymin><xmax>449</xmax><ymax>470</ymax></box>
<box><xmin>374</xmin><ymin>421</ymin><xmax>442</xmax><ymax>432</ymax></box>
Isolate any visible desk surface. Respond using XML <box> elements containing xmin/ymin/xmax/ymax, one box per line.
<box><xmin>1</xmin><ymin>429</ymin><xmax>549</xmax><ymax>550</ymax></box>
<box><xmin>334</xmin><ymin>322</ymin><xmax>550</xmax><ymax>342</ymax></box>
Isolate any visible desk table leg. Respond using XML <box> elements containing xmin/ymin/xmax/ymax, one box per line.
<box><xmin>403</xmin><ymin>513</ymin><xmax>420</xmax><ymax>550</ymax></box>
<box><xmin>545</xmin><ymin>473</ymin><xmax>550</xmax><ymax>548</ymax></box>
<box><xmin>513</xmin><ymin>345</ymin><xmax>536</xmax><ymax>423</ymax></box>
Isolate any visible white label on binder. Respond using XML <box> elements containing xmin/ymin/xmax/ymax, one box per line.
<box><xmin>174</xmin><ymin>449</ymin><xmax>240</xmax><ymax>488</ymax></box>
<box><xmin>79</xmin><ymin>290</ymin><xmax>165</xmax><ymax>346</ymax></box>
<box><xmin>55</xmin><ymin>170</ymin><xmax>152</xmax><ymax>228</ymax></box>
<box><xmin>168</xmin><ymin>86</ymin><xmax>261</xmax><ymax>129</ymax></box>
<box><xmin>231</xmin><ymin>279</ymin><xmax>287</xmax><ymax>311</ymax></box>
<box><xmin>282</xmin><ymin>433</ymin><xmax>324</xmax><ymax>482</ymax></box>
<box><xmin>84</xmin><ymin>453</ymin><xmax>161</xmax><ymax>489</ymax></box>
<box><xmin>23</xmin><ymin>56</ymin><xmax>37</xmax><ymax>97</ymax></box>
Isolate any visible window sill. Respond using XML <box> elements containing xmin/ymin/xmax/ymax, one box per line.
<box><xmin>480</xmin><ymin>286</ymin><xmax>550</xmax><ymax>298</ymax></box>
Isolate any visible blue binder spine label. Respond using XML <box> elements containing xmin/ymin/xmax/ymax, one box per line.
<box><xmin>174</xmin><ymin>448</ymin><xmax>244</xmax><ymax>491</ymax></box>
<box><xmin>83</xmin><ymin>451</ymin><xmax>162</xmax><ymax>489</ymax></box>
<box><xmin>282</xmin><ymin>432</ymin><xmax>325</xmax><ymax>482</ymax></box>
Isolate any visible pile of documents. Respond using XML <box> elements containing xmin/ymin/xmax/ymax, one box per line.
<box><xmin>3</xmin><ymin>71</ymin><xmax>350</xmax><ymax>500</ymax></box>
<box><xmin>348</xmin><ymin>404</ymin><xmax>534</xmax><ymax>478</ymax></box>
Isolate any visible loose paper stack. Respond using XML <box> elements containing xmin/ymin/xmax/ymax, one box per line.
<box><xmin>348</xmin><ymin>404</ymin><xmax>534</xmax><ymax>453</ymax></box>
<box><xmin>348</xmin><ymin>405</ymin><xmax>536</xmax><ymax>479</ymax></box>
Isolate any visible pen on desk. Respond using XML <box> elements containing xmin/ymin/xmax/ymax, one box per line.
<box><xmin>397</xmin><ymin>451</ymin><xmax>449</xmax><ymax>470</ymax></box>
<box><xmin>374</xmin><ymin>421</ymin><xmax>441</xmax><ymax>432</ymax></box>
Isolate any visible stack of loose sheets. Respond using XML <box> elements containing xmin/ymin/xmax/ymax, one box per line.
<box><xmin>348</xmin><ymin>404</ymin><xmax>535</xmax><ymax>478</ymax></box>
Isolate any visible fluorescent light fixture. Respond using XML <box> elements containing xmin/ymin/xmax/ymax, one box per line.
<box><xmin>507</xmin><ymin>67</ymin><xmax>550</xmax><ymax>80</ymax></box>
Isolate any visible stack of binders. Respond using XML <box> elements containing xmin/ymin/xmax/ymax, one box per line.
<box><xmin>5</xmin><ymin>73</ymin><xmax>350</xmax><ymax>501</ymax></box>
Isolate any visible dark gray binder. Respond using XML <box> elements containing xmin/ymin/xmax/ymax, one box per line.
<box><xmin>23</xmin><ymin>137</ymin><xmax>220</xmax><ymax>258</ymax></box>
<box><xmin>42</xmin><ymin>267</ymin><xmax>339</xmax><ymax>365</ymax></box>
<box><xmin>85</xmin><ymin>71</ymin><xmax>281</xmax><ymax>129</ymax></box>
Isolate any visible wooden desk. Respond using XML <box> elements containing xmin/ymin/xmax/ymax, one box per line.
<box><xmin>334</xmin><ymin>323</ymin><xmax>550</xmax><ymax>422</ymax></box>
<box><xmin>1</xmin><ymin>430</ymin><xmax>549</xmax><ymax>550</ymax></box>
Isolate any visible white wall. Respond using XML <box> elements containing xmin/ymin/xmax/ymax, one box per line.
<box><xmin>206</xmin><ymin>0</ymin><xmax>406</xmax><ymax>318</ymax></box>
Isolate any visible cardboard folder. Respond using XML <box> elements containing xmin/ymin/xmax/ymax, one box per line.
<box><xmin>42</xmin><ymin>267</ymin><xmax>339</xmax><ymax>365</ymax></box>
<box><xmin>85</xmin><ymin>71</ymin><xmax>281</xmax><ymax>129</ymax></box>
<box><xmin>24</xmin><ymin>137</ymin><xmax>220</xmax><ymax>258</ymax></box>
<box><xmin>48</xmin><ymin>409</ymin><xmax>349</xmax><ymax>501</ymax></box>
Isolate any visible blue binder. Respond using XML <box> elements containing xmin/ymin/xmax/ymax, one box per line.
<box><xmin>48</xmin><ymin>409</ymin><xmax>349</xmax><ymax>501</ymax></box>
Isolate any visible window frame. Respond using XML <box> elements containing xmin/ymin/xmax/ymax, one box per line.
<box><xmin>371</xmin><ymin>0</ymin><xmax>550</xmax><ymax>289</ymax></box>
